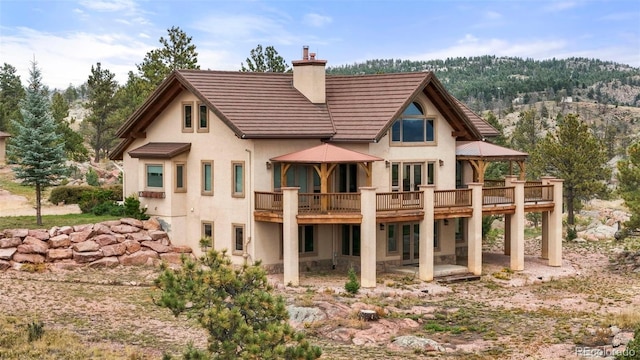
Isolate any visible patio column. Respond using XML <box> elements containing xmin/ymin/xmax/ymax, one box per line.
<box><xmin>282</xmin><ymin>187</ymin><xmax>299</xmax><ymax>286</ymax></box>
<box><xmin>419</xmin><ymin>185</ymin><xmax>435</xmax><ymax>282</ymax></box>
<box><xmin>548</xmin><ymin>178</ymin><xmax>564</xmax><ymax>266</ymax></box>
<box><xmin>360</xmin><ymin>187</ymin><xmax>377</xmax><ymax>288</ymax></box>
<box><xmin>510</xmin><ymin>180</ymin><xmax>525</xmax><ymax>271</ymax></box>
<box><xmin>540</xmin><ymin>176</ymin><xmax>554</xmax><ymax>260</ymax></box>
<box><xmin>503</xmin><ymin>175</ymin><xmax>516</xmax><ymax>256</ymax></box>
<box><xmin>467</xmin><ymin>183</ymin><xmax>483</xmax><ymax>275</ymax></box>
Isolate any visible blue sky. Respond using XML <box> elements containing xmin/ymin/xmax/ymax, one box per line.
<box><xmin>1</xmin><ymin>0</ymin><xmax>639</xmax><ymax>89</ymax></box>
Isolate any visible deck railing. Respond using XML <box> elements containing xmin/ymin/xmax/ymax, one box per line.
<box><xmin>524</xmin><ymin>185</ymin><xmax>554</xmax><ymax>203</ymax></box>
<box><xmin>434</xmin><ymin>189</ymin><xmax>472</xmax><ymax>208</ymax></box>
<box><xmin>298</xmin><ymin>193</ymin><xmax>361</xmax><ymax>213</ymax></box>
<box><xmin>376</xmin><ymin>191</ymin><xmax>423</xmax><ymax>211</ymax></box>
<box><xmin>255</xmin><ymin>191</ymin><xmax>283</xmax><ymax>211</ymax></box>
<box><xmin>484</xmin><ymin>179</ymin><xmax>505</xmax><ymax>187</ymax></box>
<box><xmin>482</xmin><ymin>187</ymin><xmax>515</xmax><ymax>206</ymax></box>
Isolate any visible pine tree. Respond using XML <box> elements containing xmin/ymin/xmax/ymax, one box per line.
<box><xmin>617</xmin><ymin>141</ymin><xmax>640</xmax><ymax>230</ymax></box>
<box><xmin>241</xmin><ymin>44</ymin><xmax>288</xmax><ymax>73</ymax></box>
<box><xmin>86</xmin><ymin>62</ymin><xmax>118</xmax><ymax>162</ymax></box>
<box><xmin>155</xmin><ymin>249</ymin><xmax>322</xmax><ymax>360</ymax></box>
<box><xmin>0</xmin><ymin>63</ymin><xmax>26</xmax><ymax>132</ymax></box>
<box><xmin>530</xmin><ymin>113</ymin><xmax>610</xmax><ymax>225</ymax></box>
<box><xmin>51</xmin><ymin>92</ymin><xmax>88</xmax><ymax>162</ymax></box>
<box><xmin>7</xmin><ymin>61</ymin><xmax>66</xmax><ymax>226</ymax></box>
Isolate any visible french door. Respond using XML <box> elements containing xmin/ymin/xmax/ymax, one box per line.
<box><xmin>402</xmin><ymin>223</ymin><xmax>420</xmax><ymax>264</ymax></box>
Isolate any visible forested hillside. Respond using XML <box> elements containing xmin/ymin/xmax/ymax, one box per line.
<box><xmin>328</xmin><ymin>56</ymin><xmax>640</xmax><ymax>112</ymax></box>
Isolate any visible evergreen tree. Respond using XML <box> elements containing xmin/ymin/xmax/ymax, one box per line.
<box><xmin>155</xmin><ymin>250</ymin><xmax>322</xmax><ymax>360</ymax></box>
<box><xmin>51</xmin><ymin>92</ymin><xmax>89</xmax><ymax>162</ymax></box>
<box><xmin>86</xmin><ymin>62</ymin><xmax>118</xmax><ymax>162</ymax></box>
<box><xmin>7</xmin><ymin>61</ymin><xmax>66</xmax><ymax>226</ymax></box>
<box><xmin>241</xmin><ymin>44</ymin><xmax>288</xmax><ymax>73</ymax></box>
<box><xmin>617</xmin><ymin>141</ymin><xmax>640</xmax><ymax>230</ymax></box>
<box><xmin>137</xmin><ymin>26</ymin><xmax>199</xmax><ymax>93</ymax></box>
<box><xmin>530</xmin><ymin>113</ymin><xmax>610</xmax><ymax>225</ymax></box>
<box><xmin>0</xmin><ymin>63</ymin><xmax>26</xmax><ymax>132</ymax></box>
<box><xmin>510</xmin><ymin>109</ymin><xmax>541</xmax><ymax>154</ymax></box>
<box><xmin>483</xmin><ymin>111</ymin><xmax>509</xmax><ymax>180</ymax></box>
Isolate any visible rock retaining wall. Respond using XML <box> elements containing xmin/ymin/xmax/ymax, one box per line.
<box><xmin>0</xmin><ymin>218</ymin><xmax>193</xmax><ymax>271</ymax></box>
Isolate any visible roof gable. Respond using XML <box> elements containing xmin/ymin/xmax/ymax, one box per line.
<box><xmin>270</xmin><ymin>143</ymin><xmax>383</xmax><ymax>163</ymax></box>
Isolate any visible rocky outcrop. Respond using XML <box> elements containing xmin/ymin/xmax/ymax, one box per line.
<box><xmin>0</xmin><ymin>218</ymin><xmax>193</xmax><ymax>270</ymax></box>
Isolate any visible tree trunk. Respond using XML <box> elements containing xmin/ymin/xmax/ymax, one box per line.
<box><xmin>566</xmin><ymin>188</ymin><xmax>574</xmax><ymax>225</ymax></box>
<box><xmin>93</xmin><ymin>127</ymin><xmax>102</xmax><ymax>163</ymax></box>
<box><xmin>36</xmin><ymin>182</ymin><xmax>42</xmax><ymax>226</ymax></box>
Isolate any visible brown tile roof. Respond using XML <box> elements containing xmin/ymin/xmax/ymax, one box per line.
<box><xmin>456</xmin><ymin>141</ymin><xmax>528</xmax><ymax>161</ymax></box>
<box><xmin>270</xmin><ymin>143</ymin><xmax>383</xmax><ymax>163</ymax></box>
<box><xmin>0</xmin><ymin>131</ymin><xmax>11</xmax><ymax>138</ymax></box>
<box><xmin>128</xmin><ymin>142</ymin><xmax>191</xmax><ymax>159</ymax></box>
<box><xmin>453</xmin><ymin>99</ymin><xmax>500</xmax><ymax>137</ymax></box>
<box><xmin>177</xmin><ymin>70</ymin><xmax>335</xmax><ymax>139</ymax></box>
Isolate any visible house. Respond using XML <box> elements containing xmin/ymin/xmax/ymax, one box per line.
<box><xmin>110</xmin><ymin>47</ymin><xmax>563</xmax><ymax>288</ymax></box>
<box><xmin>0</xmin><ymin>131</ymin><xmax>10</xmax><ymax>164</ymax></box>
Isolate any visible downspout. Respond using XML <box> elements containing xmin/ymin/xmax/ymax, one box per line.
<box><xmin>111</xmin><ymin>161</ymin><xmax>125</xmax><ymax>202</ymax></box>
<box><xmin>244</xmin><ymin>149</ymin><xmax>253</xmax><ymax>265</ymax></box>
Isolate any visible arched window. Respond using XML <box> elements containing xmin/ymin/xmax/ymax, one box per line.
<box><xmin>391</xmin><ymin>102</ymin><xmax>435</xmax><ymax>143</ymax></box>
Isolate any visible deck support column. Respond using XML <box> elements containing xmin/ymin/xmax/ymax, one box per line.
<box><xmin>548</xmin><ymin>178</ymin><xmax>564</xmax><ymax>266</ymax></box>
<box><xmin>360</xmin><ymin>187</ymin><xmax>377</xmax><ymax>288</ymax></box>
<box><xmin>467</xmin><ymin>183</ymin><xmax>483</xmax><ymax>275</ymax></box>
<box><xmin>419</xmin><ymin>185</ymin><xmax>435</xmax><ymax>282</ymax></box>
<box><xmin>510</xmin><ymin>180</ymin><xmax>525</xmax><ymax>271</ymax></box>
<box><xmin>540</xmin><ymin>176</ymin><xmax>554</xmax><ymax>260</ymax></box>
<box><xmin>503</xmin><ymin>176</ymin><xmax>516</xmax><ymax>256</ymax></box>
<box><xmin>282</xmin><ymin>187</ymin><xmax>299</xmax><ymax>286</ymax></box>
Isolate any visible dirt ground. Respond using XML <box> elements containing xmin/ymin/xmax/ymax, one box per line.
<box><xmin>0</xmin><ymin>234</ymin><xmax>638</xmax><ymax>359</ymax></box>
<box><xmin>0</xmin><ymin>189</ymin><xmax>82</xmax><ymax>216</ymax></box>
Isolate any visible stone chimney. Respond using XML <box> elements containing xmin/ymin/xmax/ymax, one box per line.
<box><xmin>292</xmin><ymin>45</ymin><xmax>327</xmax><ymax>104</ymax></box>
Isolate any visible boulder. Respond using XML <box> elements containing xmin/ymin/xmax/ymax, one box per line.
<box><xmin>99</xmin><ymin>220</ymin><xmax>121</xmax><ymax>227</ymax></box>
<box><xmin>0</xmin><ymin>247</ymin><xmax>17</xmax><ymax>260</ymax></box>
<box><xmin>47</xmin><ymin>248</ymin><xmax>73</xmax><ymax>261</ymax></box>
<box><xmin>287</xmin><ymin>305</ymin><xmax>327</xmax><ymax>325</ymax></box>
<box><xmin>94</xmin><ymin>234</ymin><xmax>117</xmax><ymax>247</ymax></box>
<box><xmin>118</xmin><ymin>250</ymin><xmax>158</xmax><ymax>266</ymax></box>
<box><xmin>51</xmin><ymin>260</ymin><xmax>83</xmax><ymax>270</ymax></box>
<box><xmin>73</xmin><ymin>250</ymin><xmax>103</xmax><ymax>263</ymax></box>
<box><xmin>23</xmin><ymin>236</ymin><xmax>49</xmax><ymax>251</ymax></box>
<box><xmin>123</xmin><ymin>240</ymin><xmax>141</xmax><ymax>253</ymax></box>
<box><xmin>28</xmin><ymin>230</ymin><xmax>49</xmax><ymax>241</ymax></box>
<box><xmin>17</xmin><ymin>241</ymin><xmax>48</xmax><ymax>255</ymax></box>
<box><xmin>159</xmin><ymin>252</ymin><xmax>185</xmax><ymax>264</ymax></box>
<box><xmin>48</xmin><ymin>227</ymin><xmax>59</xmax><ymax>238</ymax></box>
<box><xmin>110</xmin><ymin>225</ymin><xmax>139</xmax><ymax>234</ymax></box>
<box><xmin>120</xmin><ymin>218</ymin><xmax>143</xmax><ymax>228</ymax></box>
<box><xmin>73</xmin><ymin>224</ymin><xmax>94</xmax><ymax>232</ymax></box>
<box><xmin>391</xmin><ymin>336</ymin><xmax>444</xmax><ymax>352</ymax></box>
<box><xmin>8</xmin><ymin>229</ymin><xmax>28</xmax><ymax>238</ymax></box>
<box><xmin>141</xmin><ymin>241</ymin><xmax>171</xmax><ymax>253</ymax></box>
<box><xmin>143</xmin><ymin>217</ymin><xmax>161</xmax><ymax>231</ymax></box>
<box><xmin>0</xmin><ymin>237</ymin><xmax>22</xmax><ymax>248</ymax></box>
<box><xmin>149</xmin><ymin>230</ymin><xmax>168</xmax><ymax>241</ymax></box>
<box><xmin>72</xmin><ymin>240</ymin><xmax>100</xmax><ymax>252</ymax></box>
<box><xmin>88</xmin><ymin>257</ymin><xmax>120</xmax><ymax>268</ymax></box>
<box><xmin>69</xmin><ymin>230</ymin><xmax>94</xmax><ymax>243</ymax></box>
<box><xmin>93</xmin><ymin>224</ymin><xmax>113</xmax><ymax>235</ymax></box>
<box><xmin>126</xmin><ymin>231</ymin><xmax>152</xmax><ymax>242</ymax></box>
<box><xmin>13</xmin><ymin>253</ymin><xmax>45</xmax><ymax>263</ymax></box>
<box><xmin>58</xmin><ymin>226</ymin><xmax>74</xmax><ymax>235</ymax></box>
<box><xmin>115</xmin><ymin>234</ymin><xmax>126</xmax><ymax>243</ymax></box>
<box><xmin>49</xmin><ymin>234</ymin><xmax>71</xmax><ymax>248</ymax></box>
<box><xmin>101</xmin><ymin>243</ymin><xmax>127</xmax><ymax>257</ymax></box>
<box><xmin>171</xmin><ymin>245</ymin><xmax>192</xmax><ymax>253</ymax></box>
<box><xmin>0</xmin><ymin>259</ymin><xmax>11</xmax><ymax>270</ymax></box>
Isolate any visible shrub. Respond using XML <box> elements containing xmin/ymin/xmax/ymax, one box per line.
<box><xmin>85</xmin><ymin>168</ymin><xmax>99</xmax><ymax>186</ymax></box>
<box><xmin>345</xmin><ymin>267</ymin><xmax>360</xmax><ymax>294</ymax></box>
<box><xmin>27</xmin><ymin>320</ymin><xmax>44</xmax><ymax>342</ymax></box>
<box><xmin>48</xmin><ymin>185</ymin><xmax>94</xmax><ymax>205</ymax></box>
<box><xmin>79</xmin><ymin>188</ymin><xmax>117</xmax><ymax>213</ymax></box>
<box><xmin>615</xmin><ymin>326</ymin><xmax>640</xmax><ymax>360</ymax></box>
<box><xmin>566</xmin><ymin>226</ymin><xmax>577</xmax><ymax>241</ymax></box>
<box><xmin>123</xmin><ymin>195</ymin><xmax>148</xmax><ymax>220</ymax></box>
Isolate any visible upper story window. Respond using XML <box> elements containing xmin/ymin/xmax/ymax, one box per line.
<box><xmin>174</xmin><ymin>162</ymin><xmax>186</xmax><ymax>193</ymax></box>
<box><xmin>182</xmin><ymin>102</ymin><xmax>194</xmax><ymax>132</ymax></box>
<box><xmin>391</xmin><ymin>102</ymin><xmax>435</xmax><ymax>144</ymax></box>
<box><xmin>197</xmin><ymin>103</ymin><xmax>209</xmax><ymax>132</ymax></box>
<box><xmin>232</xmin><ymin>161</ymin><xmax>245</xmax><ymax>198</ymax></box>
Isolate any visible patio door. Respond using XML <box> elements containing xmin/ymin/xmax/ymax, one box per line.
<box><xmin>402</xmin><ymin>223</ymin><xmax>420</xmax><ymax>264</ymax></box>
<box><xmin>402</xmin><ymin>163</ymin><xmax>422</xmax><ymax>191</ymax></box>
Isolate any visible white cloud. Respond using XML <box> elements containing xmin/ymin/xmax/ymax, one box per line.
<box><xmin>303</xmin><ymin>13</ymin><xmax>332</xmax><ymax>27</ymax></box>
<box><xmin>2</xmin><ymin>27</ymin><xmax>154</xmax><ymax>88</ymax></box>
<box><xmin>138</xmin><ymin>32</ymin><xmax>150</xmax><ymax>39</ymax></box>
<box><xmin>543</xmin><ymin>1</ymin><xmax>578</xmax><ymax>12</ymax></box>
<box><xmin>485</xmin><ymin>11</ymin><xmax>502</xmax><ymax>20</ymax></box>
<box><xmin>194</xmin><ymin>13</ymin><xmax>300</xmax><ymax>45</ymax></box>
<box><xmin>78</xmin><ymin>0</ymin><xmax>138</xmax><ymax>12</ymax></box>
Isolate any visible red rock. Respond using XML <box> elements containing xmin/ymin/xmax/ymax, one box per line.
<box><xmin>58</xmin><ymin>226</ymin><xmax>73</xmax><ymax>235</ymax></box>
<box><xmin>118</xmin><ymin>250</ymin><xmax>158</xmax><ymax>266</ymax></box>
<box><xmin>47</xmin><ymin>248</ymin><xmax>73</xmax><ymax>261</ymax></box>
<box><xmin>141</xmin><ymin>241</ymin><xmax>171</xmax><ymax>253</ymax></box>
<box><xmin>115</xmin><ymin>234</ymin><xmax>126</xmax><ymax>243</ymax></box>
<box><xmin>73</xmin><ymin>250</ymin><xmax>103</xmax><ymax>263</ymax></box>
<box><xmin>94</xmin><ymin>234</ymin><xmax>117</xmax><ymax>247</ymax></box>
<box><xmin>126</xmin><ymin>231</ymin><xmax>152</xmax><ymax>242</ymax></box>
<box><xmin>123</xmin><ymin>240</ymin><xmax>141</xmax><ymax>253</ymax></box>
<box><xmin>120</xmin><ymin>218</ymin><xmax>143</xmax><ymax>228</ymax></box>
<box><xmin>93</xmin><ymin>224</ymin><xmax>113</xmax><ymax>235</ymax></box>
<box><xmin>69</xmin><ymin>229</ymin><xmax>94</xmax><ymax>243</ymax></box>
<box><xmin>143</xmin><ymin>218</ymin><xmax>161</xmax><ymax>231</ymax></box>
<box><xmin>23</xmin><ymin>236</ymin><xmax>49</xmax><ymax>250</ymax></box>
<box><xmin>159</xmin><ymin>252</ymin><xmax>186</xmax><ymax>264</ymax></box>
<box><xmin>149</xmin><ymin>230</ymin><xmax>168</xmax><ymax>241</ymax></box>
<box><xmin>48</xmin><ymin>227</ymin><xmax>58</xmax><ymax>238</ymax></box>
<box><xmin>27</xmin><ymin>230</ymin><xmax>49</xmax><ymax>241</ymax></box>
<box><xmin>17</xmin><ymin>243</ymin><xmax>48</xmax><ymax>255</ymax></box>
<box><xmin>49</xmin><ymin>234</ymin><xmax>70</xmax><ymax>248</ymax></box>
<box><xmin>160</xmin><ymin>237</ymin><xmax>171</xmax><ymax>246</ymax></box>
<box><xmin>0</xmin><ymin>237</ymin><xmax>22</xmax><ymax>248</ymax></box>
<box><xmin>110</xmin><ymin>225</ymin><xmax>139</xmax><ymax>234</ymax></box>
<box><xmin>0</xmin><ymin>259</ymin><xmax>10</xmax><ymax>270</ymax></box>
<box><xmin>88</xmin><ymin>257</ymin><xmax>119</xmax><ymax>268</ymax></box>
<box><xmin>51</xmin><ymin>260</ymin><xmax>83</xmax><ymax>270</ymax></box>
<box><xmin>0</xmin><ymin>247</ymin><xmax>17</xmax><ymax>260</ymax></box>
<box><xmin>99</xmin><ymin>220</ymin><xmax>121</xmax><ymax>227</ymax></box>
<box><xmin>171</xmin><ymin>245</ymin><xmax>193</xmax><ymax>253</ymax></box>
<box><xmin>72</xmin><ymin>240</ymin><xmax>100</xmax><ymax>252</ymax></box>
<box><xmin>101</xmin><ymin>243</ymin><xmax>126</xmax><ymax>257</ymax></box>
<box><xmin>13</xmin><ymin>253</ymin><xmax>45</xmax><ymax>263</ymax></box>
<box><xmin>73</xmin><ymin>224</ymin><xmax>94</xmax><ymax>232</ymax></box>
<box><xmin>8</xmin><ymin>229</ymin><xmax>28</xmax><ymax>238</ymax></box>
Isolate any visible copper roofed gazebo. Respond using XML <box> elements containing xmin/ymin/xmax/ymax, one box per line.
<box><xmin>456</xmin><ymin>141</ymin><xmax>528</xmax><ymax>183</ymax></box>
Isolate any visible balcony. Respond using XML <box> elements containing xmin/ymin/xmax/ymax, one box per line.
<box><xmin>253</xmin><ymin>182</ymin><xmax>555</xmax><ymax>224</ymax></box>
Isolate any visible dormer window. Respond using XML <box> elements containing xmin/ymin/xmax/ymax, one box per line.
<box><xmin>391</xmin><ymin>102</ymin><xmax>435</xmax><ymax>144</ymax></box>
<box><xmin>182</xmin><ymin>102</ymin><xmax>194</xmax><ymax>132</ymax></box>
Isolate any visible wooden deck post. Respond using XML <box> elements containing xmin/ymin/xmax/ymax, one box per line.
<box><xmin>540</xmin><ymin>176</ymin><xmax>554</xmax><ymax>260</ymax></box>
<box><xmin>419</xmin><ymin>185</ymin><xmax>435</xmax><ymax>282</ymax></box>
<box><xmin>467</xmin><ymin>183</ymin><xmax>483</xmax><ymax>275</ymax></box>
<box><xmin>548</xmin><ymin>178</ymin><xmax>564</xmax><ymax>266</ymax></box>
<box><xmin>360</xmin><ymin>187</ymin><xmax>377</xmax><ymax>288</ymax></box>
<box><xmin>282</xmin><ymin>187</ymin><xmax>299</xmax><ymax>286</ymax></box>
<box><xmin>510</xmin><ymin>180</ymin><xmax>525</xmax><ymax>271</ymax></box>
